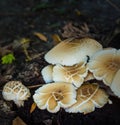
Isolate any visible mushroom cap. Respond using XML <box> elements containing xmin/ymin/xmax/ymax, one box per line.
<box><xmin>45</xmin><ymin>38</ymin><xmax>103</xmax><ymax>66</ymax></box>
<box><xmin>2</xmin><ymin>81</ymin><xmax>31</xmax><ymax>107</ymax></box>
<box><xmin>88</xmin><ymin>49</ymin><xmax>120</xmax><ymax>86</ymax></box>
<box><xmin>53</xmin><ymin>62</ymin><xmax>88</xmax><ymax>88</ymax></box>
<box><xmin>33</xmin><ymin>82</ymin><xmax>77</xmax><ymax>113</ymax></box>
<box><xmin>41</xmin><ymin>65</ymin><xmax>54</xmax><ymax>83</ymax></box>
<box><xmin>111</xmin><ymin>69</ymin><xmax>120</xmax><ymax>97</ymax></box>
<box><xmin>66</xmin><ymin>83</ymin><xmax>109</xmax><ymax>114</ymax></box>
<box><xmin>84</xmin><ymin>71</ymin><xmax>95</xmax><ymax>82</ymax></box>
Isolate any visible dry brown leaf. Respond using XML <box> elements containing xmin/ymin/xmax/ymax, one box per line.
<box><xmin>61</xmin><ymin>22</ymin><xmax>91</xmax><ymax>39</ymax></box>
<box><xmin>12</xmin><ymin>116</ymin><xmax>27</xmax><ymax>125</ymax></box>
<box><xmin>30</xmin><ymin>102</ymin><xmax>37</xmax><ymax>113</ymax></box>
<box><xmin>75</xmin><ymin>9</ymin><xmax>81</xmax><ymax>16</ymax></box>
<box><xmin>34</xmin><ymin>32</ymin><xmax>47</xmax><ymax>42</ymax></box>
<box><xmin>0</xmin><ymin>47</ymin><xmax>12</xmax><ymax>56</ymax></box>
<box><xmin>51</xmin><ymin>34</ymin><xmax>62</xmax><ymax>45</ymax></box>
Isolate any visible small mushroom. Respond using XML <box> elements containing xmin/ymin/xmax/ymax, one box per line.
<box><xmin>88</xmin><ymin>49</ymin><xmax>120</xmax><ymax>86</ymax></box>
<box><xmin>53</xmin><ymin>62</ymin><xmax>88</xmax><ymax>88</ymax></box>
<box><xmin>66</xmin><ymin>83</ymin><xmax>109</xmax><ymax>114</ymax></box>
<box><xmin>2</xmin><ymin>81</ymin><xmax>31</xmax><ymax>107</ymax></box>
<box><xmin>111</xmin><ymin>69</ymin><xmax>120</xmax><ymax>97</ymax></box>
<box><xmin>33</xmin><ymin>82</ymin><xmax>77</xmax><ymax>113</ymax></box>
<box><xmin>45</xmin><ymin>38</ymin><xmax>102</xmax><ymax>66</ymax></box>
<box><xmin>41</xmin><ymin>65</ymin><xmax>54</xmax><ymax>83</ymax></box>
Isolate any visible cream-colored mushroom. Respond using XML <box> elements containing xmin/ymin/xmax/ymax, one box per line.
<box><xmin>111</xmin><ymin>69</ymin><xmax>120</xmax><ymax>97</ymax></box>
<box><xmin>88</xmin><ymin>49</ymin><xmax>120</xmax><ymax>86</ymax></box>
<box><xmin>53</xmin><ymin>62</ymin><xmax>88</xmax><ymax>88</ymax></box>
<box><xmin>33</xmin><ymin>82</ymin><xmax>77</xmax><ymax>113</ymax></box>
<box><xmin>45</xmin><ymin>38</ymin><xmax>103</xmax><ymax>66</ymax></box>
<box><xmin>2</xmin><ymin>81</ymin><xmax>31</xmax><ymax>107</ymax></box>
<box><xmin>66</xmin><ymin>83</ymin><xmax>109</xmax><ymax>114</ymax></box>
<box><xmin>84</xmin><ymin>71</ymin><xmax>95</xmax><ymax>82</ymax></box>
<box><xmin>41</xmin><ymin>65</ymin><xmax>54</xmax><ymax>83</ymax></box>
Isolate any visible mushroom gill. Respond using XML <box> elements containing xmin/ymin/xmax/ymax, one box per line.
<box><xmin>84</xmin><ymin>71</ymin><xmax>95</xmax><ymax>82</ymax></box>
<box><xmin>53</xmin><ymin>62</ymin><xmax>88</xmax><ymax>88</ymax></box>
<box><xmin>33</xmin><ymin>82</ymin><xmax>77</xmax><ymax>113</ymax></box>
<box><xmin>66</xmin><ymin>83</ymin><xmax>109</xmax><ymax>114</ymax></box>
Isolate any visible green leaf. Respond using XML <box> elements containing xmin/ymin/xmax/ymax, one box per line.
<box><xmin>1</xmin><ymin>53</ymin><xmax>15</xmax><ymax>64</ymax></box>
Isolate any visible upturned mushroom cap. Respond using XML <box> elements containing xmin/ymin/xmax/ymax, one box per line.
<box><xmin>53</xmin><ymin>62</ymin><xmax>88</xmax><ymax>88</ymax></box>
<box><xmin>45</xmin><ymin>38</ymin><xmax>103</xmax><ymax>66</ymax></box>
<box><xmin>2</xmin><ymin>81</ymin><xmax>31</xmax><ymax>107</ymax></box>
<box><xmin>88</xmin><ymin>49</ymin><xmax>120</xmax><ymax>86</ymax></box>
<box><xmin>66</xmin><ymin>83</ymin><xmax>109</xmax><ymax>114</ymax></box>
<box><xmin>41</xmin><ymin>65</ymin><xmax>54</xmax><ymax>83</ymax></box>
<box><xmin>33</xmin><ymin>82</ymin><xmax>77</xmax><ymax>113</ymax></box>
<box><xmin>111</xmin><ymin>69</ymin><xmax>120</xmax><ymax>97</ymax></box>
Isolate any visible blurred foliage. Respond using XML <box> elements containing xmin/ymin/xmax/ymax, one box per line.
<box><xmin>32</xmin><ymin>2</ymin><xmax>54</xmax><ymax>11</ymax></box>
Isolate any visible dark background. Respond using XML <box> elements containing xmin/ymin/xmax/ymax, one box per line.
<box><xmin>0</xmin><ymin>0</ymin><xmax>120</xmax><ymax>125</ymax></box>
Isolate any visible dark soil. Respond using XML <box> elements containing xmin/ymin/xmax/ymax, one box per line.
<box><xmin>0</xmin><ymin>0</ymin><xmax>120</xmax><ymax>125</ymax></box>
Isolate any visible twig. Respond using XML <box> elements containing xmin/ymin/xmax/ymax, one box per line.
<box><xmin>106</xmin><ymin>0</ymin><xmax>120</xmax><ymax>11</ymax></box>
<box><xmin>0</xmin><ymin>12</ymin><xmax>37</xmax><ymax>16</ymax></box>
<box><xmin>27</xmin><ymin>84</ymin><xmax>44</xmax><ymax>89</ymax></box>
<box><xmin>0</xmin><ymin>84</ymin><xmax>44</xmax><ymax>93</ymax></box>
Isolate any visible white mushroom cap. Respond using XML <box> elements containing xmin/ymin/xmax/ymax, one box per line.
<box><xmin>88</xmin><ymin>49</ymin><xmax>120</xmax><ymax>86</ymax></box>
<box><xmin>2</xmin><ymin>81</ymin><xmax>31</xmax><ymax>107</ymax></box>
<box><xmin>111</xmin><ymin>69</ymin><xmax>120</xmax><ymax>97</ymax></box>
<box><xmin>53</xmin><ymin>62</ymin><xmax>88</xmax><ymax>88</ymax></box>
<box><xmin>33</xmin><ymin>82</ymin><xmax>77</xmax><ymax>113</ymax></box>
<box><xmin>45</xmin><ymin>38</ymin><xmax>103</xmax><ymax>66</ymax></box>
<box><xmin>41</xmin><ymin>65</ymin><xmax>54</xmax><ymax>83</ymax></box>
<box><xmin>66</xmin><ymin>83</ymin><xmax>109</xmax><ymax>114</ymax></box>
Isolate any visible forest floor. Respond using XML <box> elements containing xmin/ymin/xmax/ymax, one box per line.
<box><xmin>0</xmin><ymin>0</ymin><xmax>120</xmax><ymax>125</ymax></box>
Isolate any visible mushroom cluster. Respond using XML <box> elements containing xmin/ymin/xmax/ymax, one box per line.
<box><xmin>2</xmin><ymin>37</ymin><xmax>119</xmax><ymax>115</ymax></box>
<box><xmin>41</xmin><ymin>37</ymin><xmax>103</xmax><ymax>87</ymax></box>
<box><xmin>2</xmin><ymin>81</ymin><xmax>31</xmax><ymax>107</ymax></box>
<box><xmin>33</xmin><ymin>37</ymin><xmax>120</xmax><ymax>114</ymax></box>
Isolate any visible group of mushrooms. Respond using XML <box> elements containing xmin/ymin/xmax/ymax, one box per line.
<box><xmin>2</xmin><ymin>37</ymin><xmax>120</xmax><ymax>114</ymax></box>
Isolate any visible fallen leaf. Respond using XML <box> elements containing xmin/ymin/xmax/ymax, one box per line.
<box><xmin>51</xmin><ymin>34</ymin><xmax>62</xmax><ymax>45</ymax></box>
<box><xmin>20</xmin><ymin>38</ymin><xmax>31</xmax><ymax>45</ymax></box>
<box><xmin>12</xmin><ymin>116</ymin><xmax>27</xmax><ymax>125</ymax></box>
<box><xmin>0</xmin><ymin>46</ymin><xmax>12</xmax><ymax>56</ymax></box>
<box><xmin>62</xmin><ymin>22</ymin><xmax>91</xmax><ymax>39</ymax></box>
<box><xmin>34</xmin><ymin>32</ymin><xmax>47</xmax><ymax>42</ymax></box>
<box><xmin>30</xmin><ymin>102</ymin><xmax>37</xmax><ymax>113</ymax></box>
<box><xmin>75</xmin><ymin>9</ymin><xmax>81</xmax><ymax>16</ymax></box>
